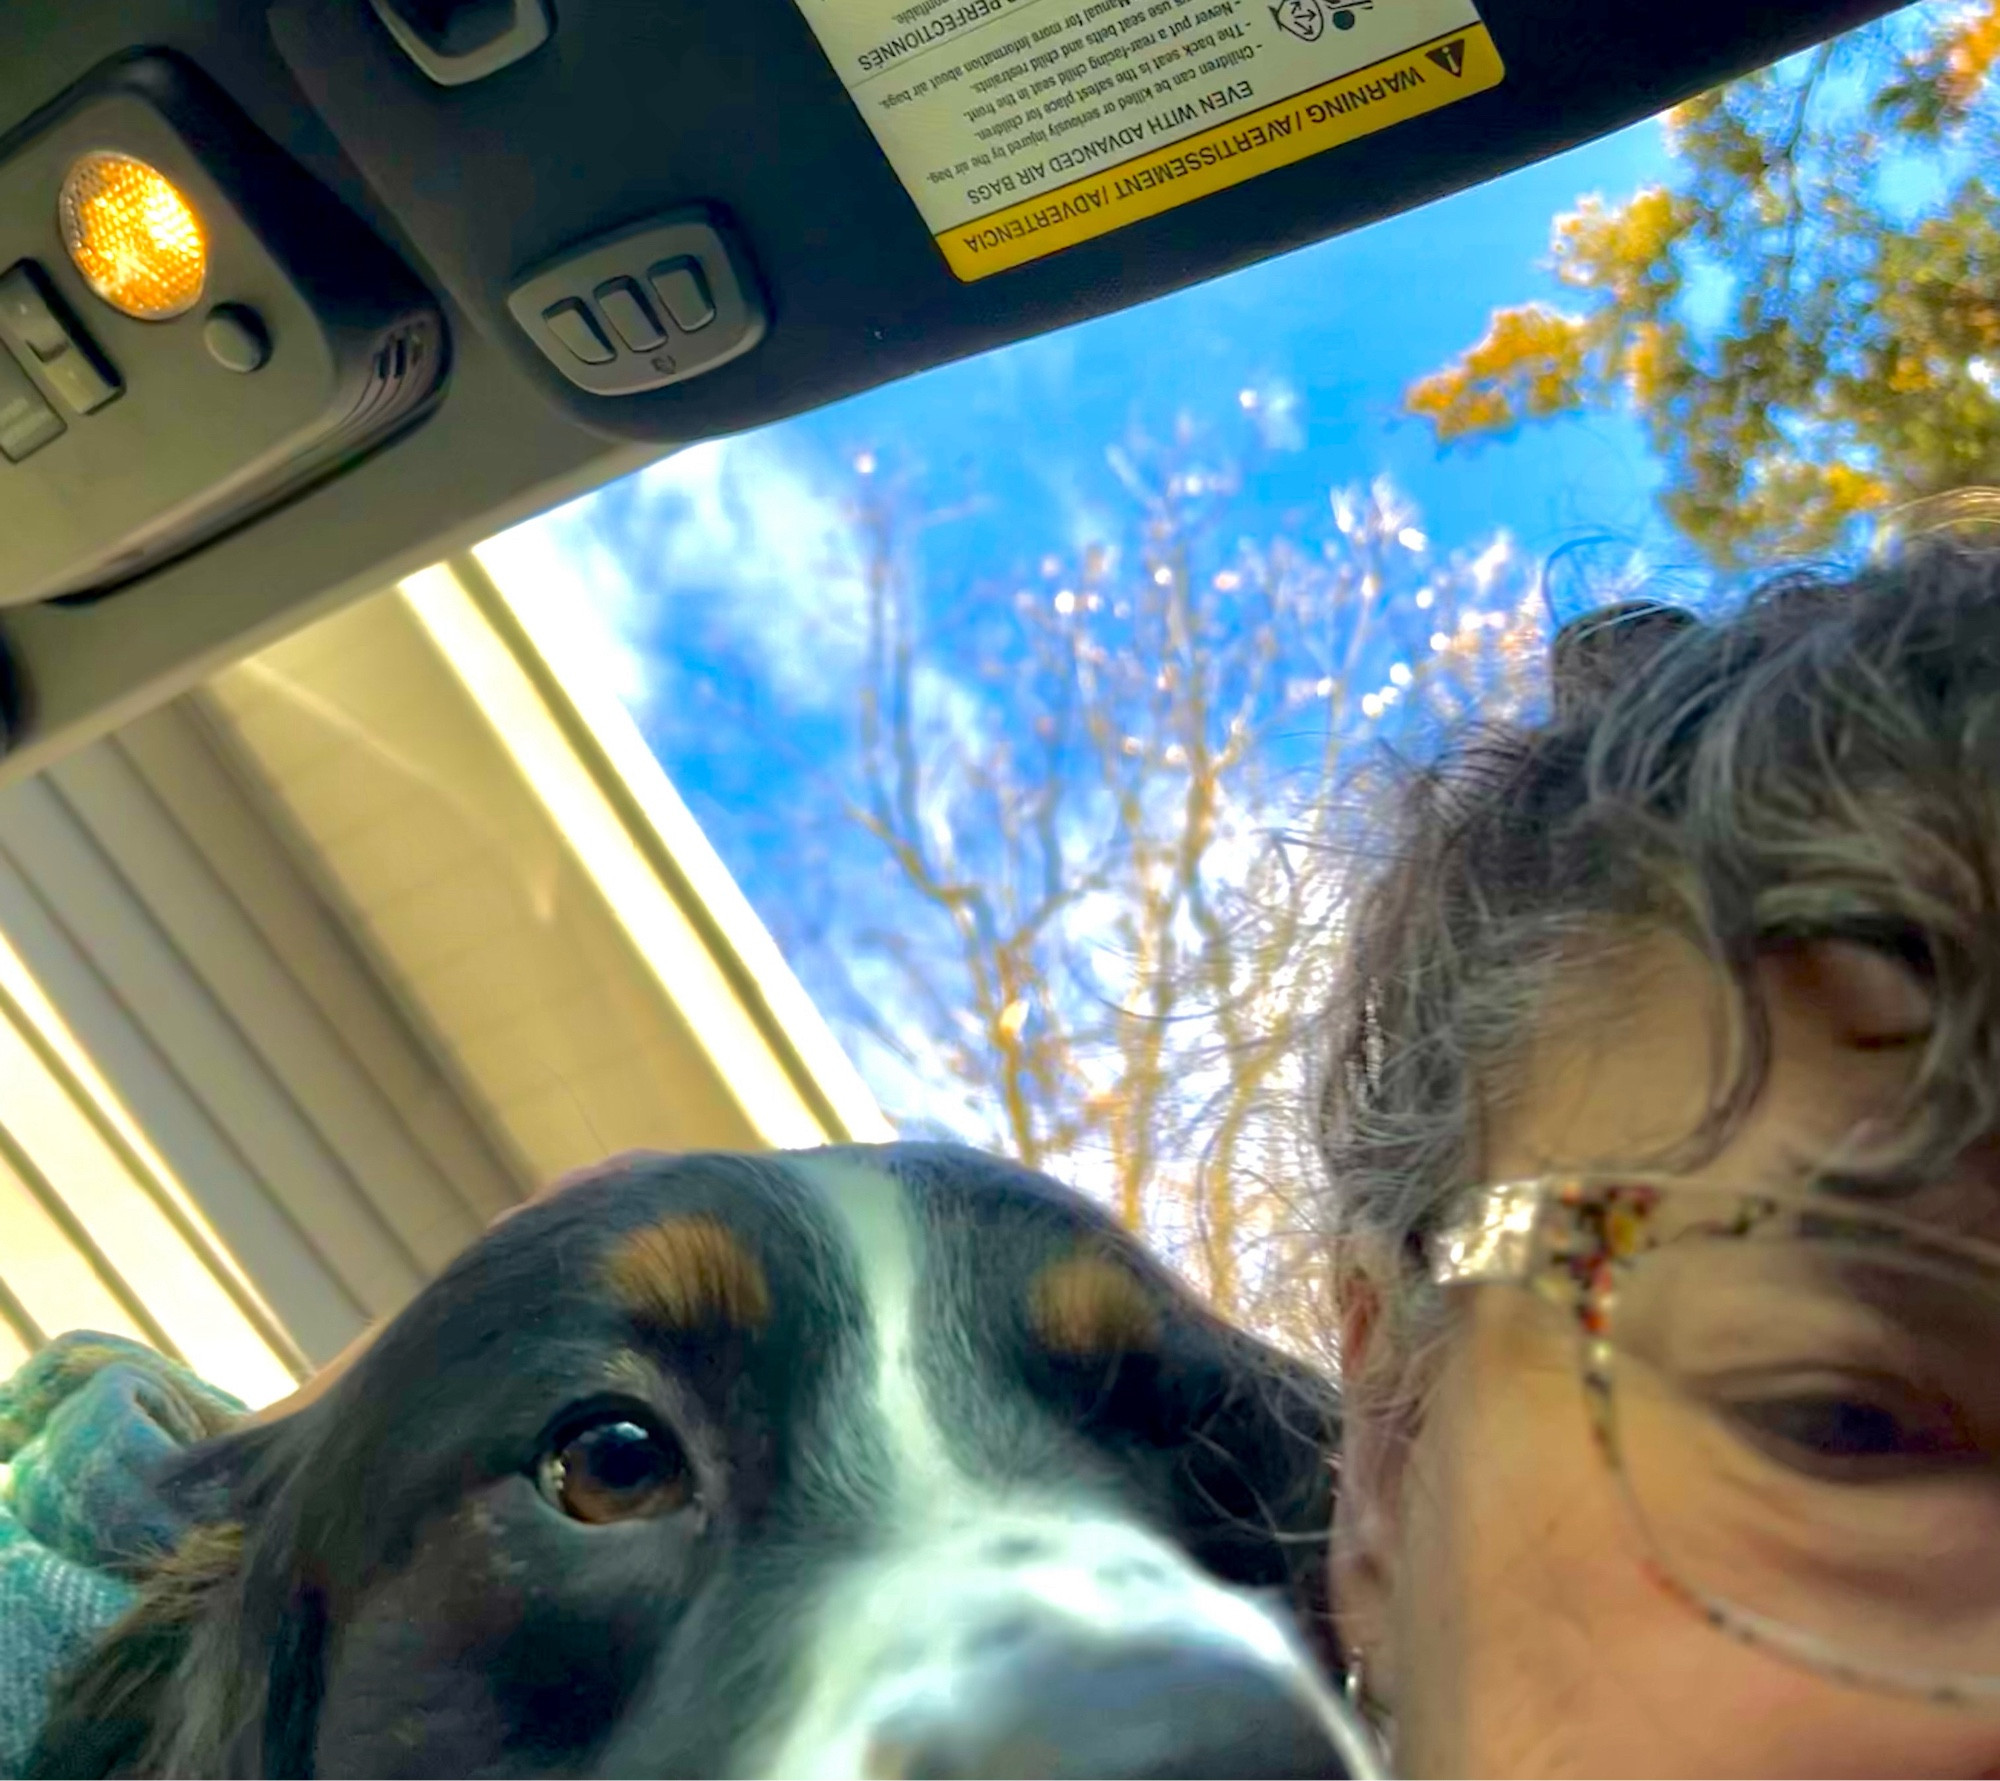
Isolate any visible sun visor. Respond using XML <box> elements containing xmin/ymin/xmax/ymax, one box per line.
<box><xmin>258</xmin><ymin>0</ymin><xmax>1896</xmax><ymax>453</ymax></box>
<box><xmin>790</xmin><ymin>0</ymin><xmax>1504</xmax><ymax>280</ymax></box>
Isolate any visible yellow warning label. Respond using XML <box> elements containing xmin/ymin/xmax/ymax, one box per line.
<box><xmin>940</xmin><ymin>24</ymin><xmax>1502</xmax><ymax>277</ymax></box>
<box><xmin>790</xmin><ymin>0</ymin><xmax>1504</xmax><ymax>284</ymax></box>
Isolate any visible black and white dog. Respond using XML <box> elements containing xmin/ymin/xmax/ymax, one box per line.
<box><xmin>32</xmin><ymin>1144</ymin><xmax>1377</xmax><ymax>1778</ymax></box>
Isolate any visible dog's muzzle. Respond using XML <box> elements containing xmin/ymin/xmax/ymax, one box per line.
<box><xmin>756</xmin><ymin>1508</ymin><xmax>1384</xmax><ymax>1779</ymax></box>
<box><xmin>859</xmin><ymin>1629</ymin><xmax>1374</xmax><ymax>1779</ymax></box>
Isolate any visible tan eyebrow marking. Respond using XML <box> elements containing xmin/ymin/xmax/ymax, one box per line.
<box><xmin>605</xmin><ymin>1216</ymin><xmax>772</xmax><ymax>1333</ymax></box>
<box><xmin>1028</xmin><ymin>1250</ymin><xmax>1163</xmax><ymax>1357</ymax></box>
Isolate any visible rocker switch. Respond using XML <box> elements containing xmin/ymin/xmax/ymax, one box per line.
<box><xmin>0</xmin><ymin>266</ymin><xmax>71</xmax><ymax>360</ymax></box>
<box><xmin>648</xmin><ymin>259</ymin><xmax>715</xmax><ymax>332</ymax></box>
<box><xmin>508</xmin><ymin>211</ymin><xmax>766</xmax><ymax>396</ymax></box>
<box><xmin>0</xmin><ymin>261</ymin><xmax>122</xmax><ymax>415</ymax></box>
<box><xmin>594</xmin><ymin>279</ymin><xmax>665</xmax><ymax>350</ymax></box>
<box><xmin>0</xmin><ymin>349</ymin><xmax>62</xmax><ymax>461</ymax></box>
<box><xmin>541</xmin><ymin>298</ymin><xmax>614</xmax><ymax>365</ymax></box>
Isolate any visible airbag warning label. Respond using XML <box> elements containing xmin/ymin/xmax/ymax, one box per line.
<box><xmin>792</xmin><ymin>0</ymin><xmax>1503</xmax><ymax>279</ymax></box>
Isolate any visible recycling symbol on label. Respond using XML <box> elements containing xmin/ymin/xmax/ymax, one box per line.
<box><xmin>1270</xmin><ymin>0</ymin><xmax>1376</xmax><ymax>41</ymax></box>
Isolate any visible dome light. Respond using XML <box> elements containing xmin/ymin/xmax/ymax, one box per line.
<box><xmin>59</xmin><ymin>152</ymin><xmax>206</xmax><ymax>320</ymax></box>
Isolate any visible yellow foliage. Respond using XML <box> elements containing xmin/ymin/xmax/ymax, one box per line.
<box><xmin>1621</xmin><ymin>320</ymin><xmax>1674</xmax><ymax>406</ymax></box>
<box><xmin>1742</xmin><ymin>458</ymin><xmax>1894</xmax><ymax>549</ymax></box>
<box><xmin>1969</xmin><ymin>301</ymin><xmax>2000</xmax><ymax>353</ymax></box>
<box><xmin>1822</xmin><ymin>461</ymin><xmax>1893</xmax><ymax>514</ymax></box>
<box><xmin>1942</xmin><ymin>0</ymin><xmax>2000</xmax><ymax>108</ymax></box>
<box><xmin>1463</xmin><ymin>303</ymin><xmax>1589</xmax><ymax>381</ymax></box>
<box><xmin>1525</xmin><ymin>368</ymin><xmax>1571</xmax><ymax>415</ymax></box>
<box><xmin>1410</xmin><ymin>9</ymin><xmax>2000</xmax><ymax>563</ymax></box>
<box><xmin>1405</xmin><ymin>303</ymin><xmax>1588</xmax><ymax>440</ymax></box>
<box><xmin>1887</xmin><ymin>351</ymin><xmax>1935</xmax><ymax>395</ymax></box>
<box><xmin>1553</xmin><ymin>187</ymin><xmax>1684</xmax><ymax>303</ymax></box>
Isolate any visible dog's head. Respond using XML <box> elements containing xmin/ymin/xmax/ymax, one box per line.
<box><xmin>32</xmin><ymin>1144</ymin><xmax>1370</xmax><ymax>1779</ymax></box>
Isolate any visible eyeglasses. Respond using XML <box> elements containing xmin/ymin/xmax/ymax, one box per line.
<box><xmin>1430</xmin><ymin>1175</ymin><xmax>2000</xmax><ymax>1707</ymax></box>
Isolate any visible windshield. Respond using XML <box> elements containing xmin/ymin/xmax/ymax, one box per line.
<box><xmin>471</xmin><ymin>97</ymin><xmax>1694</xmax><ymax>1352</ymax></box>
<box><xmin>0</xmin><ymin>0</ymin><xmax>1980</xmax><ymax>1386</ymax></box>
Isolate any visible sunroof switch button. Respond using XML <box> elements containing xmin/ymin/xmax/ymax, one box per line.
<box><xmin>541</xmin><ymin>299</ymin><xmax>615</xmax><ymax>365</ymax></box>
<box><xmin>647</xmin><ymin>260</ymin><xmax>715</xmax><ymax>333</ymax></box>
<box><xmin>507</xmin><ymin>210</ymin><xmax>765</xmax><ymax>397</ymax></box>
<box><xmin>595</xmin><ymin>279</ymin><xmax>665</xmax><ymax>351</ymax></box>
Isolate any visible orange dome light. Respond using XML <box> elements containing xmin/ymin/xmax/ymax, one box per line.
<box><xmin>58</xmin><ymin>152</ymin><xmax>206</xmax><ymax>321</ymax></box>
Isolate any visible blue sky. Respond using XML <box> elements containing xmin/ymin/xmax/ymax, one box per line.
<box><xmin>481</xmin><ymin>110</ymin><xmax>1685</xmax><ymax>1120</ymax></box>
<box><xmin>785</xmin><ymin>116</ymin><xmax>1675</xmax><ymax>565</ymax></box>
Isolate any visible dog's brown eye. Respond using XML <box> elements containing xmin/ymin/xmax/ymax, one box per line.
<box><xmin>537</xmin><ymin>1417</ymin><xmax>693</xmax><ymax>1524</ymax></box>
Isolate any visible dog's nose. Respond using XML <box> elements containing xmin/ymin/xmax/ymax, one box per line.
<box><xmin>859</xmin><ymin>1636</ymin><xmax>1371</xmax><ymax>1779</ymax></box>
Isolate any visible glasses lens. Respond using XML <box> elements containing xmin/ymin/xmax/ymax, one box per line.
<box><xmin>1606</xmin><ymin>1222</ymin><xmax>2000</xmax><ymax>1694</ymax></box>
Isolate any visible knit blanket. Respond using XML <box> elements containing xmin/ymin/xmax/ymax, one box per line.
<box><xmin>0</xmin><ymin>1333</ymin><xmax>243</xmax><ymax>1776</ymax></box>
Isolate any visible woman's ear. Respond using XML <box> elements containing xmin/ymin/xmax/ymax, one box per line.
<box><xmin>1330</xmin><ymin>1262</ymin><xmax>1409</xmax><ymax>1710</ymax></box>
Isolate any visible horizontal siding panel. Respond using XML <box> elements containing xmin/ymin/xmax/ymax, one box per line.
<box><xmin>561</xmin><ymin>1039</ymin><xmax>758</xmax><ymax>1153</ymax></box>
<box><xmin>0</xmin><ymin>782</ymin><xmax>422</xmax><ymax>1332</ymax></box>
<box><xmin>364</xmin><ymin>860</ymin><xmax>553</xmax><ymax>976</ymax></box>
<box><xmin>0</xmin><ymin>1313</ymin><xmax>31</xmax><ymax>1380</ymax></box>
<box><xmin>51</xmin><ymin>745</ymin><xmax>488</xmax><ymax>1275</ymax></box>
<box><xmin>0</xmin><ymin>848</ymin><xmax>365</xmax><ymax>1364</ymax></box>
<box><xmin>0</xmin><ymin>991</ymin><xmax>295</xmax><ymax>1406</ymax></box>
<box><xmin>493</xmin><ymin>1085</ymin><xmax>609</xmax><ymax>1185</ymax></box>
<box><xmin>219</xmin><ymin>645</ymin><xmax>535</xmax><ymax>857</ymax></box>
<box><xmin>274</xmin><ymin>798</ymin><xmax>492</xmax><ymax>916</ymax></box>
<box><xmin>204</xmin><ymin>588</ymin><xmax>763</xmax><ymax>1185</ymax></box>
<box><xmin>128</xmin><ymin>706</ymin><xmax>526</xmax><ymax>1227</ymax></box>
<box><xmin>0</xmin><ymin>557</ymin><xmax>871</xmax><ymax>1385</ymax></box>
<box><xmin>0</xmin><ymin>1143</ymin><xmax>149</xmax><ymax>1350</ymax></box>
<box><xmin>0</xmin><ymin>924</ymin><xmax>307</xmax><ymax>1381</ymax></box>
<box><xmin>497</xmin><ymin>1035</ymin><xmax>758</xmax><ymax>1179</ymax></box>
<box><xmin>408</xmin><ymin>925</ymin><xmax>616</xmax><ymax>1040</ymax></box>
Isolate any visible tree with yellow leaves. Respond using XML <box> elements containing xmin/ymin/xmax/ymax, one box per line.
<box><xmin>1408</xmin><ymin>0</ymin><xmax>2000</xmax><ymax>566</ymax></box>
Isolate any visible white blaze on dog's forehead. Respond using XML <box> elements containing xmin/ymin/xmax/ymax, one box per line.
<box><xmin>757</xmin><ymin>1154</ymin><xmax>1357</xmax><ymax>1781</ymax></box>
<box><xmin>792</xmin><ymin>1152</ymin><xmax>960</xmax><ymax>1490</ymax></box>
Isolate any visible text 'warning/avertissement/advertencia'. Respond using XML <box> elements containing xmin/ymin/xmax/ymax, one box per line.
<box><xmin>792</xmin><ymin>0</ymin><xmax>1504</xmax><ymax>280</ymax></box>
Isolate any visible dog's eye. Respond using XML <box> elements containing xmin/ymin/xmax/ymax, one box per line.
<box><xmin>536</xmin><ymin>1416</ymin><xmax>693</xmax><ymax>1524</ymax></box>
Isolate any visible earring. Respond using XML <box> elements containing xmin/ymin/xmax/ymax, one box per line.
<box><xmin>1344</xmin><ymin>1647</ymin><xmax>1392</xmax><ymax>1729</ymax></box>
<box><xmin>1331</xmin><ymin>1648</ymin><xmax>1393</xmax><ymax>1780</ymax></box>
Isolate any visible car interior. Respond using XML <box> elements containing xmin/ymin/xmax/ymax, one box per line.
<box><xmin>0</xmin><ymin>3</ymin><xmax>1946</xmax><ymax>1772</ymax></box>
<box><xmin>0</xmin><ymin>0</ymin><xmax>1898</xmax><ymax>789</ymax></box>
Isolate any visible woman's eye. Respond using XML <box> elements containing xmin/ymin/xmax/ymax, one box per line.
<box><xmin>1721</xmin><ymin>1385</ymin><xmax>1976</xmax><ymax>1477</ymax></box>
<box><xmin>536</xmin><ymin>1416</ymin><xmax>694</xmax><ymax>1523</ymax></box>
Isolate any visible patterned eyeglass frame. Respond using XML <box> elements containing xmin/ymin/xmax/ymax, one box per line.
<box><xmin>1428</xmin><ymin>1174</ymin><xmax>2000</xmax><ymax>1709</ymax></box>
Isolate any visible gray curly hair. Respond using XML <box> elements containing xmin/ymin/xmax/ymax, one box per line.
<box><xmin>1316</xmin><ymin>533</ymin><xmax>2000</xmax><ymax>1411</ymax></box>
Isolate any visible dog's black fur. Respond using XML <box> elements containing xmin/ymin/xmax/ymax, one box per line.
<box><xmin>29</xmin><ymin>1144</ymin><xmax>1344</xmax><ymax>1778</ymax></box>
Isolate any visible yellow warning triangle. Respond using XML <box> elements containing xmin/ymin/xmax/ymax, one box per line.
<box><xmin>1426</xmin><ymin>37</ymin><xmax>1466</xmax><ymax>75</ymax></box>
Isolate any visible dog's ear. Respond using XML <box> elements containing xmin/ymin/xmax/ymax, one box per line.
<box><xmin>26</xmin><ymin>1416</ymin><xmax>326</xmax><ymax>1778</ymax></box>
<box><xmin>26</xmin><ymin>1520</ymin><xmax>250</xmax><ymax>1777</ymax></box>
<box><xmin>1176</xmin><ymin>1333</ymin><xmax>1343</xmax><ymax>1670</ymax></box>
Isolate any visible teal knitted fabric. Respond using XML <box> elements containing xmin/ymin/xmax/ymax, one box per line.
<box><xmin>0</xmin><ymin>1333</ymin><xmax>243</xmax><ymax>1777</ymax></box>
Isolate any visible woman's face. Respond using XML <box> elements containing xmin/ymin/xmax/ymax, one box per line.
<box><xmin>1334</xmin><ymin>935</ymin><xmax>2000</xmax><ymax>1778</ymax></box>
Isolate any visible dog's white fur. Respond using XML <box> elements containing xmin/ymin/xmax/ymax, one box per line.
<box><xmin>753</xmin><ymin>1157</ymin><xmax>1376</xmax><ymax>1779</ymax></box>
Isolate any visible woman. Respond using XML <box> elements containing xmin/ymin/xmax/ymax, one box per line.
<box><xmin>1319</xmin><ymin>535</ymin><xmax>2000</xmax><ymax>1774</ymax></box>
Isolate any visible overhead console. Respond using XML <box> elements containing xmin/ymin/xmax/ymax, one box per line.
<box><xmin>0</xmin><ymin>0</ymin><xmax>1904</xmax><ymax>766</ymax></box>
<box><xmin>0</xmin><ymin>51</ymin><xmax>446</xmax><ymax>609</ymax></box>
